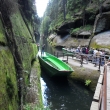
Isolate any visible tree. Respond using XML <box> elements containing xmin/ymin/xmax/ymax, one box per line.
<box><xmin>98</xmin><ymin>0</ymin><xmax>103</xmax><ymax>17</ymax></box>
<box><xmin>81</xmin><ymin>0</ymin><xmax>89</xmax><ymax>26</ymax></box>
<box><xmin>40</xmin><ymin>16</ymin><xmax>50</xmax><ymax>36</ymax></box>
<box><xmin>62</xmin><ymin>0</ymin><xmax>66</xmax><ymax>21</ymax></box>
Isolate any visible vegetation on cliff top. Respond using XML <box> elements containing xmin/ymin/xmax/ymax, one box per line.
<box><xmin>40</xmin><ymin>0</ymin><xmax>105</xmax><ymax>36</ymax></box>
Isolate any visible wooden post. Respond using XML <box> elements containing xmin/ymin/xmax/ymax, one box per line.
<box><xmin>54</xmin><ymin>52</ymin><xmax>55</xmax><ymax>56</ymax></box>
<box><xmin>67</xmin><ymin>54</ymin><xmax>68</xmax><ymax>63</ymax></box>
<box><xmin>80</xmin><ymin>54</ymin><xmax>83</xmax><ymax>67</ymax></box>
<box><xmin>63</xmin><ymin>53</ymin><xmax>64</xmax><ymax>58</ymax></box>
<box><xmin>98</xmin><ymin>56</ymin><xmax>101</xmax><ymax>71</ymax></box>
<box><xmin>72</xmin><ymin>54</ymin><xmax>73</xmax><ymax>59</ymax></box>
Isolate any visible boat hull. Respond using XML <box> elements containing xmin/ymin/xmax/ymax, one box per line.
<box><xmin>38</xmin><ymin>52</ymin><xmax>73</xmax><ymax>77</ymax></box>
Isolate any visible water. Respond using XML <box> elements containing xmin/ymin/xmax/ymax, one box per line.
<box><xmin>40</xmin><ymin>72</ymin><xmax>94</xmax><ymax>110</ymax></box>
<box><xmin>40</xmin><ymin>42</ymin><xmax>94</xmax><ymax>110</ymax></box>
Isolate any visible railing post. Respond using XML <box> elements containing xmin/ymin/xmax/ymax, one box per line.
<box><xmin>57</xmin><ymin>52</ymin><xmax>58</xmax><ymax>58</ymax></box>
<box><xmin>98</xmin><ymin>56</ymin><xmax>101</xmax><ymax>71</ymax></box>
<box><xmin>67</xmin><ymin>54</ymin><xmax>68</xmax><ymax>63</ymax></box>
<box><xmin>80</xmin><ymin>54</ymin><xmax>83</xmax><ymax>67</ymax></box>
<box><xmin>54</xmin><ymin>51</ymin><xmax>55</xmax><ymax>56</ymax></box>
<box><xmin>63</xmin><ymin>53</ymin><xmax>64</xmax><ymax>58</ymax></box>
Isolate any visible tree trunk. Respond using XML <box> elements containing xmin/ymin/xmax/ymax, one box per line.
<box><xmin>63</xmin><ymin>0</ymin><xmax>66</xmax><ymax>21</ymax></box>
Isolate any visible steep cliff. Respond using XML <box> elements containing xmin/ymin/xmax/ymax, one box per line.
<box><xmin>0</xmin><ymin>0</ymin><xmax>41</xmax><ymax>109</ymax></box>
<box><xmin>43</xmin><ymin>0</ymin><xmax>110</xmax><ymax>49</ymax></box>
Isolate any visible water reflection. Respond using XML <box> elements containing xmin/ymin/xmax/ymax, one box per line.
<box><xmin>40</xmin><ymin>70</ymin><xmax>94</xmax><ymax>110</ymax></box>
<box><xmin>45</xmin><ymin>41</ymin><xmax>63</xmax><ymax>55</ymax></box>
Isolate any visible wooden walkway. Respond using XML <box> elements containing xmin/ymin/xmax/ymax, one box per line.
<box><xmin>59</xmin><ymin>55</ymin><xmax>110</xmax><ymax>110</ymax></box>
<box><xmin>90</xmin><ymin>65</ymin><xmax>110</xmax><ymax>110</ymax></box>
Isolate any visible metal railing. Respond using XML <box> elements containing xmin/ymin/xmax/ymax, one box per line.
<box><xmin>54</xmin><ymin>51</ymin><xmax>108</xmax><ymax>110</ymax></box>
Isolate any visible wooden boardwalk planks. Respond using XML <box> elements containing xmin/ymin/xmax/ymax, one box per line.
<box><xmin>90</xmin><ymin>101</ymin><xmax>99</xmax><ymax>110</ymax></box>
<box><xmin>91</xmin><ymin>66</ymin><xmax>110</xmax><ymax>110</ymax></box>
<box><xmin>93</xmin><ymin>83</ymin><xmax>102</xmax><ymax>101</ymax></box>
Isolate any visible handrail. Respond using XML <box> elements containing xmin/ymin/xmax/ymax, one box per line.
<box><xmin>103</xmin><ymin>65</ymin><xmax>107</xmax><ymax>110</ymax></box>
<box><xmin>98</xmin><ymin>65</ymin><xmax>107</xmax><ymax>110</ymax></box>
<box><xmin>55</xmin><ymin>51</ymin><xmax>108</xmax><ymax>109</ymax></box>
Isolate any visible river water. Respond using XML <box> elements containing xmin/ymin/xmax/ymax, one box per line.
<box><xmin>40</xmin><ymin>42</ymin><xmax>94</xmax><ymax>110</ymax></box>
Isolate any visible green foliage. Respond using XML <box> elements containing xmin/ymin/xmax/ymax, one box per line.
<box><xmin>24</xmin><ymin>104</ymin><xmax>50</xmax><ymax>110</ymax></box>
<box><xmin>85</xmin><ymin>79</ymin><xmax>91</xmax><ymax>86</ymax></box>
<box><xmin>70</xmin><ymin>25</ymin><xmax>93</xmax><ymax>34</ymax></box>
<box><xmin>40</xmin><ymin>0</ymin><xmax>98</xmax><ymax>35</ymax></box>
<box><xmin>67</xmin><ymin>0</ymin><xmax>89</xmax><ymax>15</ymax></box>
<box><xmin>40</xmin><ymin>16</ymin><xmax>50</xmax><ymax>35</ymax></box>
<box><xmin>0</xmin><ymin>19</ymin><xmax>7</xmax><ymax>45</ymax></box>
<box><xmin>66</xmin><ymin>13</ymin><xmax>71</xmax><ymax>20</ymax></box>
<box><xmin>6</xmin><ymin>76</ymin><xmax>14</xmax><ymax>99</ymax></box>
<box><xmin>48</xmin><ymin>13</ymin><xmax>64</xmax><ymax>33</ymax></box>
<box><xmin>70</xmin><ymin>27</ymin><xmax>80</xmax><ymax>34</ymax></box>
<box><xmin>82</xmin><ymin>25</ymin><xmax>93</xmax><ymax>31</ymax></box>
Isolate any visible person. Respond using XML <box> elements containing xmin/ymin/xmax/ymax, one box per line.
<box><xmin>37</xmin><ymin>43</ymin><xmax>40</xmax><ymax>50</ymax></box>
<box><xmin>85</xmin><ymin>47</ymin><xmax>89</xmax><ymax>54</ymax></box>
<box><xmin>76</xmin><ymin>47</ymin><xmax>80</xmax><ymax>53</ymax></box>
<box><xmin>93</xmin><ymin>48</ymin><xmax>98</xmax><ymax>55</ymax></box>
<box><xmin>89</xmin><ymin>48</ymin><xmax>94</xmax><ymax>54</ymax></box>
<box><xmin>41</xmin><ymin>44</ymin><xmax>45</xmax><ymax>56</ymax></box>
<box><xmin>82</xmin><ymin>46</ymin><xmax>86</xmax><ymax>54</ymax></box>
<box><xmin>105</xmin><ymin>58</ymin><xmax>110</xmax><ymax>69</ymax></box>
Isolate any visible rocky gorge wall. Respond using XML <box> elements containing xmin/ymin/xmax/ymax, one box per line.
<box><xmin>0</xmin><ymin>0</ymin><xmax>41</xmax><ymax>109</ymax></box>
<box><xmin>47</xmin><ymin>0</ymin><xmax>110</xmax><ymax>51</ymax></box>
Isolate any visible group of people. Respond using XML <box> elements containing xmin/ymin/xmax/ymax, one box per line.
<box><xmin>67</xmin><ymin>45</ymin><xmax>106</xmax><ymax>57</ymax></box>
<box><xmin>66</xmin><ymin>45</ymin><xmax>109</xmax><ymax>66</ymax></box>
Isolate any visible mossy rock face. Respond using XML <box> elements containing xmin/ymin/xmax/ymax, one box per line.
<box><xmin>10</xmin><ymin>11</ymin><xmax>32</xmax><ymax>42</ymax></box>
<box><xmin>0</xmin><ymin>47</ymin><xmax>18</xmax><ymax>110</ymax></box>
<box><xmin>9</xmin><ymin>10</ymin><xmax>38</xmax><ymax>89</ymax></box>
<box><xmin>9</xmin><ymin>10</ymin><xmax>38</xmax><ymax>71</ymax></box>
<box><xmin>0</xmin><ymin>19</ymin><xmax>7</xmax><ymax>45</ymax></box>
<box><xmin>0</xmin><ymin>0</ymin><xmax>41</xmax><ymax>109</ymax></box>
<box><xmin>48</xmin><ymin>34</ymin><xmax>90</xmax><ymax>48</ymax></box>
<box><xmin>25</xmin><ymin>58</ymin><xmax>43</xmax><ymax>108</ymax></box>
<box><xmin>68</xmin><ymin>65</ymin><xmax>100</xmax><ymax>91</ymax></box>
<box><xmin>90</xmin><ymin>31</ymin><xmax>110</xmax><ymax>53</ymax></box>
<box><xmin>93</xmin><ymin>12</ymin><xmax>110</xmax><ymax>34</ymax></box>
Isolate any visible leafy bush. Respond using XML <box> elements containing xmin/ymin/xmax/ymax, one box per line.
<box><xmin>70</xmin><ymin>25</ymin><xmax>93</xmax><ymax>34</ymax></box>
<box><xmin>85</xmin><ymin>79</ymin><xmax>91</xmax><ymax>86</ymax></box>
<box><xmin>82</xmin><ymin>25</ymin><xmax>93</xmax><ymax>31</ymax></box>
<box><xmin>24</xmin><ymin>104</ymin><xmax>50</xmax><ymax>110</ymax></box>
<box><xmin>70</xmin><ymin>28</ymin><xmax>80</xmax><ymax>34</ymax></box>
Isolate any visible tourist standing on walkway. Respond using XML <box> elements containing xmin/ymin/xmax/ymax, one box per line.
<box><xmin>82</xmin><ymin>46</ymin><xmax>86</xmax><ymax>54</ymax></box>
<box><xmin>85</xmin><ymin>47</ymin><xmax>89</xmax><ymax>54</ymax></box>
<box><xmin>89</xmin><ymin>48</ymin><xmax>94</xmax><ymax>54</ymax></box>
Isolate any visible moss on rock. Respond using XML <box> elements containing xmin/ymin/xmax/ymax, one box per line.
<box><xmin>0</xmin><ymin>19</ymin><xmax>7</xmax><ymax>45</ymax></box>
<box><xmin>0</xmin><ymin>47</ymin><xmax>18</xmax><ymax>110</ymax></box>
<box><xmin>68</xmin><ymin>65</ymin><xmax>100</xmax><ymax>91</ymax></box>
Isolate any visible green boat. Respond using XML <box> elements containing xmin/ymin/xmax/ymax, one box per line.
<box><xmin>62</xmin><ymin>48</ymin><xmax>76</xmax><ymax>56</ymax></box>
<box><xmin>62</xmin><ymin>48</ymin><xmax>74</xmax><ymax>53</ymax></box>
<box><xmin>38</xmin><ymin>51</ymin><xmax>74</xmax><ymax>77</ymax></box>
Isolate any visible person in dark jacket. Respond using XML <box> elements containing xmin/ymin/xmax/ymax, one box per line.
<box><xmin>41</xmin><ymin>44</ymin><xmax>45</xmax><ymax>56</ymax></box>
